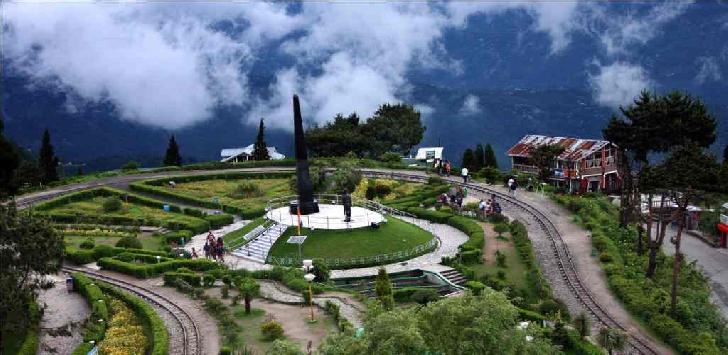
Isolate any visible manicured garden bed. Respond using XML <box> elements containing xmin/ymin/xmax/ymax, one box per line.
<box><xmin>267</xmin><ymin>217</ymin><xmax>434</xmax><ymax>267</ymax></box>
<box><xmin>129</xmin><ymin>172</ymin><xmax>294</xmax><ymax>218</ymax></box>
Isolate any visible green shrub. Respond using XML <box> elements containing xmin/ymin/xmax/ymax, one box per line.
<box><xmin>205</xmin><ymin>214</ymin><xmax>234</xmax><ymax>229</ymax></box>
<box><xmin>465</xmin><ymin>281</ymin><xmax>486</xmax><ymax>295</ymax></box>
<box><xmin>260</xmin><ymin>320</ymin><xmax>285</xmax><ymax>341</ymax></box>
<box><xmin>102</xmin><ymin>197</ymin><xmax>122</xmax><ymax>212</ymax></box>
<box><xmin>121</xmin><ymin>161</ymin><xmax>140</xmax><ymax>170</ymax></box>
<box><xmin>78</xmin><ymin>238</ymin><xmax>95</xmax><ymax>250</ymax></box>
<box><xmin>65</xmin><ymin>248</ymin><xmax>96</xmax><ymax>264</ymax></box>
<box><xmin>228</xmin><ymin>181</ymin><xmax>264</xmax><ymax>198</ymax></box>
<box><xmin>116</xmin><ymin>236</ymin><xmax>143</xmax><ymax>249</ymax></box>
<box><xmin>164</xmin><ymin>272</ymin><xmax>202</xmax><ymax>287</ymax></box>
<box><xmin>378</xmin><ymin>151</ymin><xmax>402</xmax><ymax>164</ymax></box>
<box><xmin>410</xmin><ymin>289</ymin><xmax>439</xmax><ymax>304</ymax></box>
<box><xmin>219</xmin><ymin>347</ymin><xmax>232</xmax><ymax>355</ymax></box>
<box><xmin>495</xmin><ymin>250</ymin><xmax>507</xmax><ymax>267</ymax></box>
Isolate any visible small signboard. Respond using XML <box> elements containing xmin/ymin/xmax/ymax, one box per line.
<box><xmin>287</xmin><ymin>235</ymin><xmax>307</xmax><ymax>244</ymax></box>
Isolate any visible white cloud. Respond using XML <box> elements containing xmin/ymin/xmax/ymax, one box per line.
<box><xmin>695</xmin><ymin>56</ymin><xmax>722</xmax><ymax>83</ymax></box>
<box><xmin>459</xmin><ymin>95</ymin><xmax>482</xmax><ymax>115</ymax></box>
<box><xmin>590</xmin><ymin>62</ymin><xmax>652</xmax><ymax>107</ymax></box>
<box><xmin>3</xmin><ymin>2</ymin><xmax>251</xmax><ymax>129</ymax></box>
<box><xmin>593</xmin><ymin>2</ymin><xmax>692</xmax><ymax>55</ymax></box>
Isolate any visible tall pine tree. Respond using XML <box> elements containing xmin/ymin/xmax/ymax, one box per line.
<box><xmin>163</xmin><ymin>135</ymin><xmax>182</xmax><ymax>166</ymax></box>
<box><xmin>253</xmin><ymin>118</ymin><xmax>270</xmax><ymax>161</ymax></box>
<box><xmin>38</xmin><ymin>129</ymin><xmax>58</xmax><ymax>184</ymax></box>
<box><xmin>0</xmin><ymin>114</ymin><xmax>19</xmax><ymax>198</ymax></box>
<box><xmin>474</xmin><ymin>144</ymin><xmax>485</xmax><ymax>171</ymax></box>
<box><xmin>483</xmin><ymin>143</ymin><xmax>499</xmax><ymax>169</ymax></box>
<box><xmin>461</xmin><ymin>148</ymin><xmax>476</xmax><ymax>171</ymax></box>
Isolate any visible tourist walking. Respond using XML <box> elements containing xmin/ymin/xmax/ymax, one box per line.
<box><xmin>203</xmin><ymin>242</ymin><xmax>210</xmax><ymax>259</ymax></box>
<box><xmin>508</xmin><ymin>177</ymin><xmax>516</xmax><ymax>195</ymax></box>
<box><xmin>191</xmin><ymin>247</ymin><xmax>198</xmax><ymax>259</ymax></box>
<box><xmin>461</xmin><ymin>167</ymin><xmax>469</xmax><ymax>183</ymax></box>
<box><xmin>445</xmin><ymin>161</ymin><xmax>451</xmax><ymax>176</ymax></box>
<box><xmin>216</xmin><ymin>237</ymin><xmax>225</xmax><ymax>262</ymax></box>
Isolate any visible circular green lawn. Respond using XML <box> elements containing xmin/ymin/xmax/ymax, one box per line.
<box><xmin>267</xmin><ymin>217</ymin><xmax>434</xmax><ymax>261</ymax></box>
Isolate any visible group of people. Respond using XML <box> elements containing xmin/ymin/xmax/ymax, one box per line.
<box><xmin>478</xmin><ymin>194</ymin><xmax>502</xmax><ymax>217</ymax></box>
<box><xmin>437</xmin><ymin>186</ymin><xmax>467</xmax><ymax>210</ymax></box>
<box><xmin>202</xmin><ymin>231</ymin><xmax>225</xmax><ymax>262</ymax></box>
<box><xmin>434</xmin><ymin>158</ymin><xmax>452</xmax><ymax>176</ymax></box>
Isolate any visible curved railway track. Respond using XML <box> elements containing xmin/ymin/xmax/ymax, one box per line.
<box><xmin>364</xmin><ymin>170</ymin><xmax>659</xmax><ymax>355</ymax></box>
<box><xmin>62</xmin><ymin>266</ymin><xmax>202</xmax><ymax>355</ymax></box>
<box><xmin>15</xmin><ymin>166</ymin><xmax>662</xmax><ymax>354</ymax></box>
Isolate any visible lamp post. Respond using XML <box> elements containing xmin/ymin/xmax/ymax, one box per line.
<box><xmin>302</xmin><ymin>259</ymin><xmax>315</xmax><ymax>322</ymax></box>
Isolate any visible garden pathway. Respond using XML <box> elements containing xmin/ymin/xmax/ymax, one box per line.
<box><xmin>257</xmin><ymin>280</ymin><xmax>365</xmax><ymax>328</ymax></box>
<box><xmin>37</xmin><ymin>273</ymin><xmax>89</xmax><ymax>355</ymax></box>
<box><xmin>659</xmin><ymin>225</ymin><xmax>728</xmax><ymax>319</ymax></box>
<box><xmin>480</xmin><ymin>222</ymin><xmax>498</xmax><ymax>265</ymax></box>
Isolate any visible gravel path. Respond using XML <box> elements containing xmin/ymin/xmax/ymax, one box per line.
<box><xmin>258</xmin><ymin>280</ymin><xmax>365</xmax><ymax>328</ymax></box>
<box><xmin>659</xmin><ymin>225</ymin><xmax>728</xmax><ymax>319</ymax></box>
<box><xmin>37</xmin><ymin>273</ymin><xmax>90</xmax><ymax>355</ymax></box>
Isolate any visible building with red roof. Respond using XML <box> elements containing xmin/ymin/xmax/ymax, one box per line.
<box><xmin>506</xmin><ymin>134</ymin><xmax>621</xmax><ymax>193</ymax></box>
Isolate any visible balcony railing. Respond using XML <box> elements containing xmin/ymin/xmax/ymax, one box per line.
<box><xmin>512</xmin><ymin>164</ymin><xmax>538</xmax><ymax>174</ymax></box>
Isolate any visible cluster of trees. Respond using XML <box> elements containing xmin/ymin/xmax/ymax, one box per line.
<box><xmin>461</xmin><ymin>143</ymin><xmax>498</xmax><ymax>172</ymax></box>
<box><xmin>320</xmin><ymin>279</ymin><xmax>556</xmax><ymax>354</ymax></box>
<box><xmin>604</xmin><ymin>90</ymin><xmax>720</xmax><ymax>315</ymax></box>
<box><xmin>306</xmin><ymin>104</ymin><xmax>425</xmax><ymax>158</ymax></box>
<box><xmin>0</xmin><ymin>115</ymin><xmax>62</xmax><ymax>198</ymax></box>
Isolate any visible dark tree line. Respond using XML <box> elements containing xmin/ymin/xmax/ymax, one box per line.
<box><xmin>461</xmin><ymin>143</ymin><xmax>498</xmax><ymax>171</ymax></box>
<box><xmin>306</xmin><ymin>103</ymin><xmax>425</xmax><ymax>158</ymax></box>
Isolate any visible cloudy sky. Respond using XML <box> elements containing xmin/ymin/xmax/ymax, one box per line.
<box><xmin>2</xmin><ymin>1</ymin><xmax>715</xmax><ymax>131</ymax></box>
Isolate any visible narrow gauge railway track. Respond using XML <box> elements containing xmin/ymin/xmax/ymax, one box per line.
<box><xmin>363</xmin><ymin>170</ymin><xmax>659</xmax><ymax>355</ymax></box>
<box><xmin>62</xmin><ymin>266</ymin><xmax>202</xmax><ymax>355</ymax></box>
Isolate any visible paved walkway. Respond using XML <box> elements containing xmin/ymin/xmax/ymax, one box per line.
<box><xmin>659</xmin><ymin>226</ymin><xmax>728</xmax><ymax>319</ymax></box>
<box><xmin>37</xmin><ymin>273</ymin><xmax>90</xmax><ymax>355</ymax></box>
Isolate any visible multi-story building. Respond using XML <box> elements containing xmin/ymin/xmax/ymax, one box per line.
<box><xmin>506</xmin><ymin>134</ymin><xmax>621</xmax><ymax>193</ymax></box>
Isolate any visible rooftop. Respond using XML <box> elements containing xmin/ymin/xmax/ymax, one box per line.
<box><xmin>507</xmin><ymin>135</ymin><xmax>612</xmax><ymax>161</ymax></box>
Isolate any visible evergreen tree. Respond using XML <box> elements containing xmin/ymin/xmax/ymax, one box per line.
<box><xmin>723</xmin><ymin>144</ymin><xmax>728</xmax><ymax>165</ymax></box>
<box><xmin>0</xmin><ymin>114</ymin><xmax>20</xmax><ymax>198</ymax></box>
<box><xmin>474</xmin><ymin>144</ymin><xmax>485</xmax><ymax>171</ymax></box>
<box><xmin>38</xmin><ymin>129</ymin><xmax>59</xmax><ymax>184</ymax></box>
<box><xmin>163</xmin><ymin>135</ymin><xmax>182</xmax><ymax>166</ymax></box>
<box><xmin>375</xmin><ymin>268</ymin><xmax>394</xmax><ymax>310</ymax></box>
<box><xmin>483</xmin><ymin>143</ymin><xmax>499</xmax><ymax>169</ymax></box>
<box><xmin>253</xmin><ymin>118</ymin><xmax>270</xmax><ymax>161</ymax></box>
<box><xmin>461</xmin><ymin>148</ymin><xmax>475</xmax><ymax>171</ymax></box>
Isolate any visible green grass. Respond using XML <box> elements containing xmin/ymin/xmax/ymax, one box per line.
<box><xmin>468</xmin><ymin>232</ymin><xmax>535</xmax><ymax>301</ymax></box>
<box><xmin>268</xmin><ymin>217</ymin><xmax>433</xmax><ymax>260</ymax></box>
<box><xmin>65</xmin><ymin>234</ymin><xmax>162</xmax><ymax>250</ymax></box>
<box><xmin>223</xmin><ymin>217</ymin><xmax>266</xmax><ymax>247</ymax></box>
<box><xmin>171</xmin><ymin>178</ymin><xmax>292</xmax><ymax>209</ymax></box>
<box><xmin>45</xmin><ymin>196</ymin><xmax>206</xmax><ymax>227</ymax></box>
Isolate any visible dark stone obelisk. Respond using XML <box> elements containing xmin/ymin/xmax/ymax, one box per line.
<box><xmin>290</xmin><ymin>95</ymin><xmax>319</xmax><ymax>215</ymax></box>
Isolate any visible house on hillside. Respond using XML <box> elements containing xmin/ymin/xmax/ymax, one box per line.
<box><xmin>220</xmin><ymin>144</ymin><xmax>285</xmax><ymax>162</ymax></box>
<box><xmin>506</xmin><ymin>135</ymin><xmax>621</xmax><ymax>193</ymax></box>
<box><xmin>414</xmin><ymin>147</ymin><xmax>443</xmax><ymax>163</ymax></box>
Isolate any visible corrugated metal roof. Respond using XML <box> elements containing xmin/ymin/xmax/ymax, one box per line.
<box><xmin>220</xmin><ymin>144</ymin><xmax>285</xmax><ymax>161</ymax></box>
<box><xmin>506</xmin><ymin>134</ymin><xmax>612</xmax><ymax>161</ymax></box>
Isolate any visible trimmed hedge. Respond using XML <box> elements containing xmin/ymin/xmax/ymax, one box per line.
<box><xmin>71</xmin><ymin>273</ymin><xmax>108</xmax><ymax>354</ymax></box>
<box><xmin>98</xmin><ymin>257</ymin><xmax>220</xmax><ymax>278</ymax></box>
<box><xmin>324</xmin><ymin>300</ymin><xmax>353</xmax><ymax>333</ymax></box>
<box><xmin>65</xmin><ymin>245</ymin><xmax>169</xmax><ymax>265</ymax></box>
<box><xmin>163</xmin><ymin>230</ymin><xmax>195</xmax><ymax>245</ymax></box>
<box><xmin>164</xmin><ymin>271</ymin><xmax>202</xmax><ymax>287</ymax></box>
<box><xmin>510</xmin><ymin>221</ymin><xmax>552</xmax><ymax>299</ymax></box>
<box><xmin>205</xmin><ymin>214</ymin><xmax>234</xmax><ymax>229</ymax></box>
<box><xmin>14</xmin><ymin>303</ymin><xmax>40</xmax><ymax>355</ymax></box>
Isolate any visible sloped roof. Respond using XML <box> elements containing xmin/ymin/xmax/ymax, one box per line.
<box><xmin>506</xmin><ymin>135</ymin><xmax>612</xmax><ymax>161</ymax></box>
<box><xmin>220</xmin><ymin>144</ymin><xmax>285</xmax><ymax>161</ymax></box>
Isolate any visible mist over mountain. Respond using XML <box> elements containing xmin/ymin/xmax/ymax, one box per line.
<box><xmin>2</xmin><ymin>1</ymin><xmax>727</xmax><ymax>171</ymax></box>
